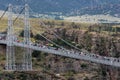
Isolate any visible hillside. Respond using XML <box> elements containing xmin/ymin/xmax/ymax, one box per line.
<box><xmin>0</xmin><ymin>18</ymin><xmax>120</xmax><ymax>79</ymax></box>
<box><xmin>0</xmin><ymin>0</ymin><xmax>120</xmax><ymax>16</ymax></box>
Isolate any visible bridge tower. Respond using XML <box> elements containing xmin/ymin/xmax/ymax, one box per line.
<box><xmin>6</xmin><ymin>4</ymin><xmax>16</xmax><ymax>70</ymax></box>
<box><xmin>5</xmin><ymin>4</ymin><xmax>32</xmax><ymax>71</ymax></box>
<box><xmin>23</xmin><ymin>4</ymin><xmax>32</xmax><ymax>70</ymax></box>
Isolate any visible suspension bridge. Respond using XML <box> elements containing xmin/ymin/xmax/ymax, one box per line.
<box><xmin>0</xmin><ymin>4</ymin><xmax>120</xmax><ymax>71</ymax></box>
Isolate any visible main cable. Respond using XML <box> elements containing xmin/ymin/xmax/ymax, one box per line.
<box><xmin>29</xmin><ymin>6</ymin><xmax>81</xmax><ymax>51</ymax></box>
<box><xmin>32</xmin><ymin>26</ymin><xmax>66</xmax><ymax>50</ymax></box>
<box><xmin>39</xmin><ymin>19</ymin><xmax>81</xmax><ymax>51</ymax></box>
<box><xmin>13</xmin><ymin>7</ymin><xmax>25</xmax><ymax>25</ymax></box>
<box><xmin>0</xmin><ymin>7</ymin><xmax>8</xmax><ymax>21</ymax></box>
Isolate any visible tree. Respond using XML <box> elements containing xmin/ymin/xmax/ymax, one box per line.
<box><xmin>70</xmin><ymin>22</ymin><xmax>79</xmax><ymax>29</ymax></box>
<box><xmin>84</xmin><ymin>77</ymin><xmax>89</xmax><ymax>80</ymax></box>
<box><xmin>98</xmin><ymin>26</ymin><xmax>102</xmax><ymax>33</ymax></box>
<box><xmin>34</xmin><ymin>34</ymin><xmax>46</xmax><ymax>41</ymax></box>
<box><xmin>19</xmin><ymin>30</ymin><xmax>34</xmax><ymax>38</ymax></box>
<box><xmin>88</xmin><ymin>26</ymin><xmax>92</xmax><ymax>32</ymax></box>
<box><xmin>83</xmin><ymin>32</ymin><xmax>92</xmax><ymax>51</ymax></box>
<box><xmin>68</xmin><ymin>77</ymin><xmax>75</xmax><ymax>80</ymax></box>
<box><xmin>32</xmin><ymin>50</ymin><xmax>40</xmax><ymax>58</ymax></box>
<box><xmin>61</xmin><ymin>22</ymin><xmax>64</xmax><ymax>26</ymax></box>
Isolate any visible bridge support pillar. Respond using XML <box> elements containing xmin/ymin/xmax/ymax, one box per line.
<box><xmin>5</xmin><ymin>4</ymin><xmax>32</xmax><ymax>71</ymax></box>
<box><xmin>6</xmin><ymin>4</ymin><xmax>16</xmax><ymax>71</ymax></box>
<box><xmin>23</xmin><ymin>4</ymin><xmax>32</xmax><ymax>71</ymax></box>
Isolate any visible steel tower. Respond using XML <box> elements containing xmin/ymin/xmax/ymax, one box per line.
<box><xmin>6</xmin><ymin>4</ymin><xmax>16</xmax><ymax>70</ymax></box>
<box><xmin>23</xmin><ymin>4</ymin><xmax>32</xmax><ymax>70</ymax></box>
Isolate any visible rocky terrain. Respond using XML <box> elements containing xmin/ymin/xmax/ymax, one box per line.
<box><xmin>0</xmin><ymin>19</ymin><xmax>120</xmax><ymax>80</ymax></box>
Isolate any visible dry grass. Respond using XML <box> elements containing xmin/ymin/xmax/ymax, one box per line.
<box><xmin>0</xmin><ymin>17</ymin><xmax>119</xmax><ymax>38</ymax></box>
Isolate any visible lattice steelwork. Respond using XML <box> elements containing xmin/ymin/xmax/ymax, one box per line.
<box><xmin>6</xmin><ymin>4</ymin><xmax>16</xmax><ymax>70</ymax></box>
<box><xmin>23</xmin><ymin>4</ymin><xmax>32</xmax><ymax>70</ymax></box>
<box><xmin>5</xmin><ymin>4</ymin><xmax>32</xmax><ymax>71</ymax></box>
<box><xmin>1</xmin><ymin>3</ymin><xmax>119</xmax><ymax>71</ymax></box>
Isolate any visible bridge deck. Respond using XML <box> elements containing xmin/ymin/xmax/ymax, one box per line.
<box><xmin>0</xmin><ymin>40</ymin><xmax>120</xmax><ymax>68</ymax></box>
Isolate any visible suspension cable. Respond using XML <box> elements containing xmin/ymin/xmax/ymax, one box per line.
<box><xmin>29</xmin><ymin>6</ymin><xmax>81</xmax><ymax>51</ymax></box>
<box><xmin>20</xmin><ymin>5</ymin><xmax>65</xmax><ymax>50</ymax></box>
<box><xmin>39</xmin><ymin>20</ymin><xmax>81</xmax><ymax>51</ymax></box>
<box><xmin>0</xmin><ymin>7</ymin><xmax>8</xmax><ymax>21</ymax></box>
<box><xmin>13</xmin><ymin>7</ymin><xmax>25</xmax><ymax>25</ymax></box>
<box><xmin>33</xmin><ymin>26</ymin><xmax>66</xmax><ymax>50</ymax></box>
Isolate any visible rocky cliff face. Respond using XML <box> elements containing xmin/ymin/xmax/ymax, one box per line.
<box><xmin>43</xmin><ymin>27</ymin><xmax>120</xmax><ymax>80</ymax></box>
<box><xmin>0</xmin><ymin>25</ymin><xmax>119</xmax><ymax>79</ymax></box>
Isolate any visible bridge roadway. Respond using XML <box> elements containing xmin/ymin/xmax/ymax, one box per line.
<box><xmin>0</xmin><ymin>39</ymin><xmax>120</xmax><ymax>68</ymax></box>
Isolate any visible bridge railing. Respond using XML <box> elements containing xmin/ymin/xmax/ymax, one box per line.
<box><xmin>0</xmin><ymin>39</ymin><xmax>120</xmax><ymax>67</ymax></box>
